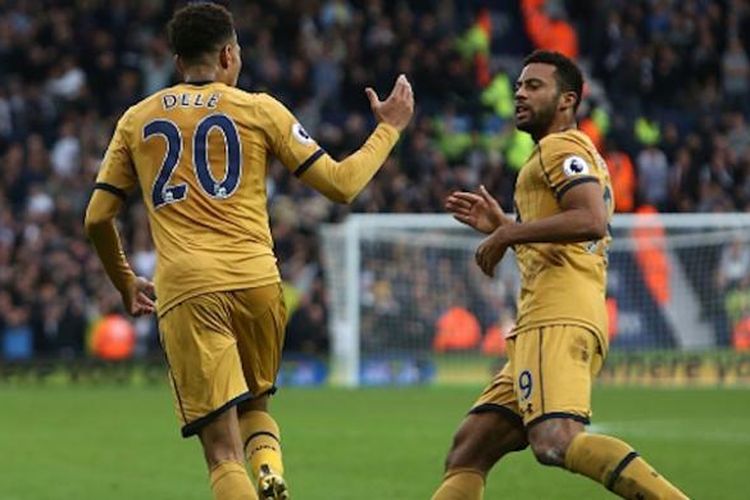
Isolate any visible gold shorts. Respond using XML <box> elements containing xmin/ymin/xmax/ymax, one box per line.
<box><xmin>471</xmin><ymin>325</ymin><xmax>604</xmax><ymax>428</ymax></box>
<box><xmin>158</xmin><ymin>284</ymin><xmax>286</xmax><ymax>437</ymax></box>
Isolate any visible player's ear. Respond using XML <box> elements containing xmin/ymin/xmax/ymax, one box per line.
<box><xmin>560</xmin><ymin>91</ymin><xmax>577</xmax><ymax>112</ymax></box>
<box><xmin>219</xmin><ymin>44</ymin><xmax>232</xmax><ymax>69</ymax></box>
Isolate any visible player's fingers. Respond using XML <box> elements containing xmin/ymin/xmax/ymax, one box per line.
<box><xmin>489</xmin><ymin>250</ymin><xmax>500</xmax><ymax>277</ymax></box>
<box><xmin>134</xmin><ymin>301</ymin><xmax>155</xmax><ymax>316</ymax></box>
<box><xmin>475</xmin><ymin>245</ymin><xmax>484</xmax><ymax>268</ymax></box>
<box><xmin>445</xmin><ymin>195</ymin><xmax>462</xmax><ymax>208</ymax></box>
<box><xmin>397</xmin><ymin>75</ymin><xmax>412</xmax><ymax>99</ymax></box>
<box><xmin>389</xmin><ymin>74</ymin><xmax>408</xmax><ymax>99</ymax></box>
<box><xmin>481</xmin><ymin>261</ymin><xmax>492</xmax><ymax>278</ymax></box>
<box><xmin>453</xmin><ymin>194</ymin><xmax>482</xmax><ymax>207</ymax></box>
<box><xmin>449</xmin><ymin>200</ymin><xmax>473</xmax><ymax>213</ymax></box>
<box><xmin>446</xmin><ymin>206</ymin><xmax>469</xmax><ymax>218</ymax></box>
<box><xmin>136</xmin><ymin>307</ymin><xmax>154</xmax><ymax>317</ymax></box>
<box><xmin>452</xmin><ymin>192</ymin><xmax>482</xmax><ymax>205</ymax></box>
<box><xmin>445</xmin><ymin>197</ymin><xmax>462</xmax><ymax>210</ymax></box>
<box><xmin>446</xmin><ymin>197</ymin><xmax>472</xmax><ymax>213</ymax></box>
<box><xmin>482</xmin><ymin>253</ymin><xmax>494</xmax><ymax>277</ymax></box>
<box><xmin>400</xmin><ymin>86</ymin><xmax>413</xmax><ymax>104</ymax></box>
<box><xmin>453</xmin><ymin>214</ymin><xmax>476</xmax><ymax>227</ymax></box>
<box><xmin>137</xmin><ymin>293</ymin><xmax>155</xmax><ymax>308</ymax></box>
<box><xmin>365</xmin><ymin>87</ymin><xmax>380</xmax><ymax>109</ymax></box>
<box><xmin>479</xmin><ymin>185</ymin><xmax>500</xmax><ymax>208</ymax></box>
<box><xmin>477</xmin><ymin>242</ymin><xmax>494</xmax><ymax>277</ymax></box>
<box><xmin>403</xmin><ymin>85</ymin><xmax>414</xmax><ymax>107</ymax></box>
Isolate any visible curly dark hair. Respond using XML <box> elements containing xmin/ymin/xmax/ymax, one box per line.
<box><xmin>167</xmin><ymin>2</ymin><xmax>235</xmax><ymax>64</ymax></box>
<box><xmin>523</xmin><ymin>50</ymin><xmax>584</xmax><ymax>111</ymax></box>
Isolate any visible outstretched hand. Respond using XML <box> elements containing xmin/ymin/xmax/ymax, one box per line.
<box><xmin>365</xmin><ymin>74</ymin><xmax>414</xmax><ymax>132</ymax></box>
<box><xmin>121</xmin><ymin>276</ymin><xmax>156</xmax><ymax>317</ymax></box>
<box><xmin>445</xmin><ymin>185</ymin><xmax>506</xmax><ymax>234</ymax></box>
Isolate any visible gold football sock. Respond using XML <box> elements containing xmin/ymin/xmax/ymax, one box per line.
<box><xmin>431</xmin><ymin>468</ymin><xmax>484</xmax><ymax>500</ymax></box>
<box><xmin>564</xmin><ymin>433</ymin><xmax>688</xmax><ymax>499</ymax></box>
<box><xmin>209</xmin><ymin>460</ymin><xmax>257</xmax><ymax>500</ymax></box>
<box><xmin>239</xmin><ymin>410</ymin><xmax>284</xmax><ymax>479</ymax></box>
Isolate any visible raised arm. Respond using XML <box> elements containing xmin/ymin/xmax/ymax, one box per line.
<box><xmin>262</xmin><ymin>75</ymin><xmax>414</xmax><ymax>204</ymax></box>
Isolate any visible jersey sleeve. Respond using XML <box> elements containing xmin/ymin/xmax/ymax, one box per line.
<box><xmin>256</xmin><ymin>93</ymin><xmax>400</xmax><ymax>204</ymax></box>
<box><xmin>256</xmin><ymin>93</ymin><xmax>325</xmax><ymax>176</ymax></box>
<box><xmin>538</xmin><ymin>134</ymin><xmax>600</xmax><ymax>201</ymax></box>
<box><xmin>94</xmin><ymin>113</ymin><xmax>137</xmax><ymax>200</ymax></box>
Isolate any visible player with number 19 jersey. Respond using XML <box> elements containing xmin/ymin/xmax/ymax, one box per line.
<box><xmin>472</xmin><ymin>128</ymin><xmax>614</xmax><ymax>427</ymax></box>
<box><xmin>511</xmin><ymin>129</ymin><xmax>614</xmax><ymax>353</ymax></box>
<box><xmin>95</xmin><ymin>81</ymin><xmax>396</xmax><ymax>316</ymax></box>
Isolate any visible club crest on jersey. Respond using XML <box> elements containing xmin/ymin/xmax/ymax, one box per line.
<box><xmin>562</xmin><ymin>155</ymin><xmax>590</xmax><ymax>177</ymax></box>
<box><xmin>292</xmin><ymin>123</ymin><xmax>314</xmax><ymax>145</ymax></box>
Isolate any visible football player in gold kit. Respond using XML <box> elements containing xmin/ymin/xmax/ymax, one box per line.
<box><xmin>435</xmin><ymin>51</ymin><xmax>687</xmax><ymax>499</ymax></box>
<box><xmin>84</xmin><ymin>4</ymin><xmax>413</xmax><ymax>500</ymax></box>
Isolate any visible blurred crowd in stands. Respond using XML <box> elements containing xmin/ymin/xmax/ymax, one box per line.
<box><xmin>3</xmin><ymin>0</ymin><xmax>750</xmax><ymax>360</ymax></box>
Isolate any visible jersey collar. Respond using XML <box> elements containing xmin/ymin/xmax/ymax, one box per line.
<box><xmin>183</xmin><ymin>80</ymin><xmax>215</xmax><ymax>86</ymax></box>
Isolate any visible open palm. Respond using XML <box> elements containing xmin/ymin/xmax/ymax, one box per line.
<box><xmin>445</xmin><ymin>185</ymin><xmax>506</xmax><ymax>234</ymax></box>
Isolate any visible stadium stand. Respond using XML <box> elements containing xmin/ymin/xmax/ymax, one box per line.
<box><xmin>2</xmin><ymin>0</ymin><xmax>750</xmax><ymax>360</ymax></box>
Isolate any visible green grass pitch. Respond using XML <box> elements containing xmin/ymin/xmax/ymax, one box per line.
<box><xmin>0</xmin><ymin>384</ymin><xmax>747</xmax><ymax>499</ymax></box>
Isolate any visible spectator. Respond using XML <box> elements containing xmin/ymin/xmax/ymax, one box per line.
<box><xmin>1</xmin><ymin>0</ymin><xmax>750</xmax><ymax>360</ymax></box>
<box><xmin>46</xmin><ymin>55</ymin><xmax>86</xmax><ymax>101</ymax></box>
<box><xmin>637</xmin><ymin>145</ymin><xmax>669</xmax><ymax>210</ymax></box>
<box><xmin>722</xmin><ymin>36</ymin><xmax>750</xmax><ymax>113</ymax></box>
<box><xmin>50</xmin><ymin>121</ymin><xmax>81</xmax><ymax>179</ymax></box>
<box><xmin>717</xmin><ymin>238</ymin><xmax>750</xmax><ymax>292</ymax></box>
<box><xmin>140</xmin><ymin>37</ymin><xmax>174</xmax><ymax>96</ymax></box>
<box><xmin>668</xmin><ymin>147</ymin><xmax>699</xmax><ymax>211</ymax></box>
<box><xmin>727</xmin><ymin>112</ymin><xmax>750</xmax><ymax>158</ymax></box>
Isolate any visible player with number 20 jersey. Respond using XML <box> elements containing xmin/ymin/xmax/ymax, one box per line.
<box><xmin>96</xmin><ymin>84</ymin><xmax>388</xmax><ymax>317</ymax></box>
<box><xmin>84</xmin><ymin>4</ymin><xmax>414</xmax><ymax>499</ymax></box>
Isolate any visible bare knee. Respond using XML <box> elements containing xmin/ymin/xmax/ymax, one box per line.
<box><xmin>444</xmin><ymin>411</ymin><xmax>527</xmax><ymax>474</ymax></box>
<box><xmin>527</xmin><ymin>418</ymin><xmax>584</xmax><ymax>467</ymax></box>
<box><xmin>528</xmin><ymin>435</ymin><xmax>567</xmax><ymax>466</ymax></box>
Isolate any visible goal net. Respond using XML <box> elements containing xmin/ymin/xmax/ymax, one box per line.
<box><xmin>320</xmin><ymin>213</ymin><xmax>750</xmax><ymax>387</ymax></box>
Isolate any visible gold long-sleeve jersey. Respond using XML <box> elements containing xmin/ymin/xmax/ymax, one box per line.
<box><xmin>511</xmin><ymin>129</ymin><xmax>614</xmax><ymax>352</ymax></box>
<box><xmin>94</xmin><ymin>81</ymin><xmax>399</xmax><ymax>315</ymax></box>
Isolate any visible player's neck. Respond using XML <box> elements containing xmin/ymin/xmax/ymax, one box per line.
<box><xmin>184</xmin><ymin>74</ymin><xmax>216</xmax><ymax>84</ymax></box>
<box><xmin>182</xmin><ymin>66</ymin><xmax>219</xmax><ymax>84</ymax></box>
<box><xmin>537</xmin><ymin>118</ymin><xmax>577</xmax><ymax>142</ymax></box>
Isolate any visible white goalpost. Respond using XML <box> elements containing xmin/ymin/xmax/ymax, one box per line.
<box><xmin>320</xmin><ymin>213</ymin><xmax>750</xmax><ymax>387</ymax></box>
